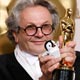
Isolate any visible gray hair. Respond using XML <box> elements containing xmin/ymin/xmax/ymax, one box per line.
<box><xmin>6</xmin><ymin>0</ymin><xmax>59</xmax><ymax>43</ymax></box>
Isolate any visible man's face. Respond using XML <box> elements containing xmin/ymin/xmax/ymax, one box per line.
<box><xmin>14</xmin><ymin>6</ymin><xmax>54</xmax><ymax>55</ymax></box>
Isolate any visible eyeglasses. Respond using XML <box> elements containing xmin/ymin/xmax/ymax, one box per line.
<box><xmin>18</xmin><ymin>24</ymin><xmax>54</xmax><ymax>36</ymax></box>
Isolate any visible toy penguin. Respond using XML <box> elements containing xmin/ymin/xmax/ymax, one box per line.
<box><xmin>43</xmin><ymin>40</ymin><xmax>60</xmax><ymax>58</ymax></box>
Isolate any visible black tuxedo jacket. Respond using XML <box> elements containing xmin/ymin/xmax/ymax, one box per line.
<box><xmin>0</xmin><ymin>51</ymin><xmax>80</xmax><ymax>80</ymax></box>
<box><xmin>0</xmin><ymin>53</ymin><xmax>33</xmax><ymax>80</ymax></box>
<box><xmin>74</xmin><ymin>51</ymin><xmax>80</xmax><ymax>80</ymax></box>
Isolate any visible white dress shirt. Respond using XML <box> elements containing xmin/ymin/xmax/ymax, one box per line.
<box><xmin>14</xmin><ymin>45</ymin><xmax>42</xmax><ymax>80</ymax></box>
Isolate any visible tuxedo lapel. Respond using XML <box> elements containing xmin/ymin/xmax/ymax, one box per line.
<box><xmin>0</xmin><ymin>53</ymin><xmax>33</xmax><ymax>80</ymax></box>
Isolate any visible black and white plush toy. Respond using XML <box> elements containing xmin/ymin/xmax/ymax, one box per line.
<box><xmin>42</xmin><ymin>40</ymin><xmax>60</xmax><ymax>58</ymax></box>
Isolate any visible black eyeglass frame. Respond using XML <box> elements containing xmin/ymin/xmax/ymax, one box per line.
<box><xmin>18</xmin><ymin>24</ymin><xmax>54</xmax><ymax>36</ymax></box>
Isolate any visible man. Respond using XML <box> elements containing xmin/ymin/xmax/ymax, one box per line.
<box><xmin>0</xmin><ymin>0</ymin><xmax>76</xmax><ymax>80</ymax></box>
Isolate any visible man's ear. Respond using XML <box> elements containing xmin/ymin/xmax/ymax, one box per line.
<box><xmin>13</xmin><ymin>32</ymin><xmax>18</xmax><ymax>43</ymax></box>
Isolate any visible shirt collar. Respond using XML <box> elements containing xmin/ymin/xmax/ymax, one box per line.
<box><xmin>14</xmin><ymin>45</ymin><xmax>39</xmax><ymax>65</ymax></box>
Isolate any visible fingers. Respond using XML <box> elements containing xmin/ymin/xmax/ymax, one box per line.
<box><xmin>60</xmin><ymin>46</ymin><xmax>75</xmax><ymax>54</ymax></box>
<box><xmin>58</xmin><ymin>35</ymin><xmax>76</xmax><ymax>49</ymax></box>
<box><xmin>58</xmin><ymin>35</ymin><xmax>76</xmax><ymax>67</ymax></box>
<box><xmin>58</xmin><ymin>35</ymin><xmax>63</xmax><ymax>48</ymax></box>
<box><xmin>48</xmin><ymin>63</ymin><xmax>60</xmax><ymax>72</ymax></box>
<box><xmin>38</xmin><ymin>55</ymin><xmax>61</xmax><ymax>73</ymax></box>
<box><xmin>66</xmin><ymin>41</ymin><xmax>76</xmax><ymax>49</ymax></box>
<box><xmin>60</xmin><ymin>46</ymin><xmax>76</xmax><ymax>67</ymax></box>
<box><xmin>39</xmin><ymin>55</ymin><xmax>55</xmax><ymax>64</ymax></box>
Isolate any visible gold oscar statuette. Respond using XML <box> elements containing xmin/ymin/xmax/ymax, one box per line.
<box><xmin>53</xmin><ymin>8</ymin><xmax>75</xmax><ymax>80</ymax></box>
<box><xmin>60</xmin><ymin>8</ymin><xmax>75</xmax><ymax>46</ymax></box>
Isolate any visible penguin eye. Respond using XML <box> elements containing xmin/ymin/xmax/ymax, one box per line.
<box><xmin>48</xmin><ymin>42</ymin><xmax>52</xmax><ymax>47</ymax></box>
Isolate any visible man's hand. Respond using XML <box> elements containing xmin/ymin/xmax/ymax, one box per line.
<box><xmin>39</xmin><ymin>55</ymin><xmax>61</xmax><ymax>80</ymax></box>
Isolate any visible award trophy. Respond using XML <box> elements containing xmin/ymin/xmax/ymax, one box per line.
<box><xmin>52</xmin><ymin>8</ymin><xmax>75</xmax><ymax>80</ymax></box>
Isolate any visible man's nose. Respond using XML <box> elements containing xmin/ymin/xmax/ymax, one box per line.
<box><xmin>35</xmin><ymin>28</ymin><xmax>43</xmax><ymax>37</ymax></box>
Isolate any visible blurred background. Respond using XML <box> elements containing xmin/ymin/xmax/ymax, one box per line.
<box><xmin>0</xmin><ymin>0</ymin><xmax>80</xmax><ymax>54</ymax></box>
